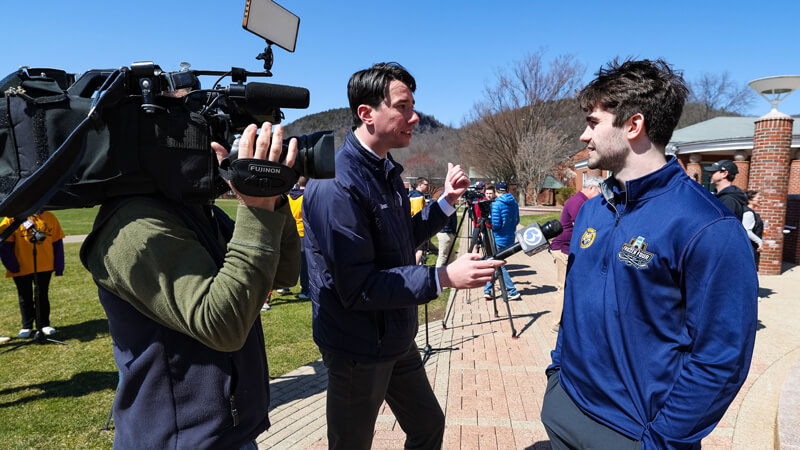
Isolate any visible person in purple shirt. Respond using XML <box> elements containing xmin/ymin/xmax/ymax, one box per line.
<box><xmin>549</xmin><ymin>176</ymin><xmax>602</xmax><ymax>332</ymax></box>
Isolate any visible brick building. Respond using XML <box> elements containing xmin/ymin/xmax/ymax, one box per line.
<box><xmin>565</xmin><ymin>115</ymin><xmax>800</xmax><ymax>274</ymax></box>
<box><xmin>667</xmin><ymin>115</ymin><xmax>800</xmax><ymax>274</ymax></box>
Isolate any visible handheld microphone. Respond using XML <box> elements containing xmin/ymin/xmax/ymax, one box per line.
<box><xmin>490</xmin><ymin>219</ymin><xmax>562</xmax><ymax>260</ymax></box>
<box><xmin>225</xmin><ymin>82</ymin><xmax>310</xmax><ymax>109</ymax></box>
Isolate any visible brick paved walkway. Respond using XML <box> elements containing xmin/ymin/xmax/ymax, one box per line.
<box><xmin>258</xmin><ymin>246</ymin><xmax>800</xmax><ymax>450</ymax></box>
<box><xmin>260</xmin><ymin>246</ymin><xmax>564</xmax><ymax>450</ymax></box>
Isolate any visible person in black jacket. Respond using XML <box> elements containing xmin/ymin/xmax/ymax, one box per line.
<box><xmin>706</xmin><ymin>159</ymin><xmax>748</xmax><ymax>220</ymax></box>
<box><xmin>304</xmin><ymin>62</ymin><xmax>504</xmax><ymax>450</ymax></box>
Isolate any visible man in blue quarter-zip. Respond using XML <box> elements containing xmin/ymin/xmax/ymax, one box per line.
<box><xmin>541</xmin><ymin>59</ymin><xmax>758</xmax><ymax>450</ymax></box>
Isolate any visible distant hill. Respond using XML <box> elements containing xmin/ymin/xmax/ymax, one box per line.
<box><xmin>284</xmin><ymin>107</ymin><xmax>450</xmax><ymax>150</ymax></box>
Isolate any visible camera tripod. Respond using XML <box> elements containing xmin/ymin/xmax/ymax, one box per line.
<box><xmin>418</xmin><ymin>232</ymin><xmax>458</xmax><ymax>365</ymax></box>
<box><xmin>5</xmin><ymin>223</ymin><xmax>68</xmax><ymax>353</ymax></box>
<box><xmin>442</xmin><ymin>208</ymin><xmax>518</xmax><ymax>338</ymax></box>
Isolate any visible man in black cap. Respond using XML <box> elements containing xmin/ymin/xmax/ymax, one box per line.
<box><xmin>705</xmin><ymin>160</ymin><xmax>748</xmax><ymax>221</ymax></box>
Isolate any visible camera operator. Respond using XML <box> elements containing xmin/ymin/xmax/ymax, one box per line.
<box><xmin>470</xmin><ymin>183</ymin><xmax>494</xmax><ymax>254</ymax></box>
<box><xmin>303</xmin><ymin>62</ymin><xmax>505</xmax><ymax>450</ymax></box>
<box><xmin>81</xmin><ymin>122</ymin><xmax>300</xmax><ymax>449</ymax></box>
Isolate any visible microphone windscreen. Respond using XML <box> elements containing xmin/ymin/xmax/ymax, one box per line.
<box><xmin>244</xmin><ymin>82</ymin><xmax>310</xmax><ymax>109</ymax></box>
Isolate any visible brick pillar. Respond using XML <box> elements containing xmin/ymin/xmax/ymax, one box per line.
<box><xmin>749</xmin><ymin>112</ymin><xmax>794</xmax><ymax>275</ymax></box>
<box><xmin>733</xmin><ymin>160</ymin><xmax>749</xmax><ymax>190</ymax></box>
<box><xmin>686</xmin><ymin>154</ymin><xmax>702</xmax><ymax>184</ymax></box>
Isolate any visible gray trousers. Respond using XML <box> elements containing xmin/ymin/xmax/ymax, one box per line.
<box><xmin>541</xmin><ymin>373</ymin><xmax>641</xmax><ymax>450</ymax></box>
<box><xmin>322</xmin><ymin>344</ymin><xmax>445</xmax><ymax>450</ymax></box>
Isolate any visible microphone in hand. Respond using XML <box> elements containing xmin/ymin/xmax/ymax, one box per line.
<box><xmin>490</xmin><ymin>219</ymin><xmax>562</xmax><ymax>260</ymax></box>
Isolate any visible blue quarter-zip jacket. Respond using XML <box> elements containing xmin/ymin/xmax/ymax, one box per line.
<box><xmin>548</xmin><ymin>157</ymin><xmax>758</xmax><ymax>449</ymax></box>
<box><xmin>303</xmin><ymin>130</ymin><xmax>447</xmax><ymax>362</ymax></box>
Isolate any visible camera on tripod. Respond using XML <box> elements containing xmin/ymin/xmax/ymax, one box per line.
<box><xmin>0</xmin><ymin>0</ymin><xmax>333</xmax><ymax>224</ymax></box>
<box><xmin>475</xmin><ymin>199</ymin><xmax>493</xmax><ymax>219</ymax></box>
<box><xmin>463</xmin><ymin>188</ymin><xmax>484</xmax><ymax>203</ymax></box>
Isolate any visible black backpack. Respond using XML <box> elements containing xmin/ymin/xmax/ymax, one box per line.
<box><xmin>0</xmin><ymin>67</ymin><xmax>225</xmax><ymax>235</ymax></box>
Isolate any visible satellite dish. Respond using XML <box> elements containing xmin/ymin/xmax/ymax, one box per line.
<box><xmin>748</xmin><ymin>75</ymin><xmax>800</xmax><ymax>113</ymax></box>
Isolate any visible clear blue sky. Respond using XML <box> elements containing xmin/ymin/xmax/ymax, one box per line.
<box><xmin>3</xmin><ymin>1</ymin><xmax>799</xmax><ymax>127</ymax></box>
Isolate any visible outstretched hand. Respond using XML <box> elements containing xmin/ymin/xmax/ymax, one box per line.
<box><xmin>442</xmin><ymin>162</ymin><xmax>470</xmax><ymax>206</ymax></box>
<box><xmin>437</xmin><ymin>253</ymin><xmax>505</xmax><ymax>289</ymax></box>
<box><xmin>211</xmin><ymin>122</ymin><xmax>298</xmax><ymax>210</ymax></box>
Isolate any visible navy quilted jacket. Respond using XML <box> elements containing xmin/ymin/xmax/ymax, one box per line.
<box><xmin>303</xmin><ymin>130</ymin><xmax>447</xmax><ymax>361</ymax></box>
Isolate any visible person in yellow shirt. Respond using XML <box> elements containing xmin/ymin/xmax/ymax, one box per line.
<box><xmin>408</xmin><ymin>177</ymin><xmax>428</xmax><ymax>217</ymax></box>
<box><xmin>288</xmin><ymin>177</ymin><xmax>309</xmax><ymax>299</ymax></box>
<box><xmin>408</xmin><ymin>177</ymin><xmax>431</xmax><ymax>264</ymax></box>
<box><xmin>0</xmin><ymin>211</ymin><xmax>65</xmax><ymax>338</ymax></box>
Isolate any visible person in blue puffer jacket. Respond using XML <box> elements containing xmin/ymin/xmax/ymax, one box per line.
<box><xmin>541</xmin><ymin>59</ymin><xmax>757</xmax><ymax>450</ymax></box>
<box><xmin>484</xmin><ymin>181</ymin><xmax>521</xmax><ymax>300</ymax></box>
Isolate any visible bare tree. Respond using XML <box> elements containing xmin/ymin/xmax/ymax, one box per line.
<box><xmin>462</xmin><ymin>50</ymin><xmax>585</xmax><ymax>204</ymax></box>
<box><xmin>680</xmin><ymin>72</ymin><xmax>756</xmax><ymax>126</ymax></box>
<box><xmin>515</xmin><ymin>128</ymin><xmax>573</xmax><ymax>205</ymax></box>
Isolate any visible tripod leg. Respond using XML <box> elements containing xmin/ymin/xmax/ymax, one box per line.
<box><xmin>495</xmin><ymin>267</ymin><xmax>518</xmax><ymax>338</ymax></box>
<box><xmin>491</xmin><ymin>276</ymin><xmax>499</xmax><ymax>318</ymax></box>
<box><xmin>486</xmin><ymin>227</ymin><xmax>517</xmax><ymax>338</ymax></box>
<box><xmin>442</xmin><ymin>288</ymin><xmax>459</xmax><ymax>330</ymax></box>
<box><xmin>103</xmin><ymin>405</ymin><xmax>114</xmax><ymax>431</ymax></box>
<box><xmin>441</xmin><ymin>206</ymin><xmax>472</xmax><ymax>330</ymax></box>
<box><xmin>482</xmin><ymin>226</ymin><xmax>499</xmax><ymax>317</ymax></box>
<box><xmin>104</xmin><ymin>371</ymin><xmax>121</xmax><ymax>430</ymax></box>
<box><xmin>420</xmin><ymin>304</ymin><xmax>433</xmax><ymax>363</ymax></box>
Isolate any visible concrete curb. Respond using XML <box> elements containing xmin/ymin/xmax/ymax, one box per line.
<box><xmin>778</xmin><ymin>359</ymin><xmax>800</xmax><ymax>448</ymax></box>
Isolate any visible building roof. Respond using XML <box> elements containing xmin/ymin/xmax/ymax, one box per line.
<box><xmin>667</xmin><ymin>116</ymin><xmax>800</xmax><ymax>155</ymax></box>
<box><xmin>541</xmin><ymin>174</ymin><xmax>564</xmax><ymax>189</ymax></box>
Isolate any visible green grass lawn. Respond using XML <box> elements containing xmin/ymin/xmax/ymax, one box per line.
<box><xmin>0</xmin><ymin>205</ymin><xmax>558</xmax><ymax>446</ymax></box>
<box><xmin>49</xmin><ymin>206</ymin><xmax>101</xmax><ymax>236</ymax></box>
<box><xmin>520</xmin><ymin>211</ymin><xmax>562</xmax><ymax>227</ymax></box>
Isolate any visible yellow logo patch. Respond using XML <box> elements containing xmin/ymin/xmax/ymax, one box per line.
<box><xmin>580</xmin><ymin>228</ymin><xmax>596</xmax><ymax>249</ymax></box>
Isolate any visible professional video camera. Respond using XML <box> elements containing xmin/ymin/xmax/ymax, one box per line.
<box><xmin>463</xmin><ymin>187</ymin><xmax>484</xmax><ymax>203</ymax></box>
<box><xmin>0</xmin><ymin>0</ymin><xmax>332</xmax><ymax>233</ymax></box>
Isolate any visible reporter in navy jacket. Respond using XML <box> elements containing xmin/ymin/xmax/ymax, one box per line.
<box><xmin>304</xmin><ymin>62</ymin><xmax>504</xmax><ymax>450</ymax></box>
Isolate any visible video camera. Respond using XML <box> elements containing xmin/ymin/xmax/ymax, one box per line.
<box><xmin>463</xmin><ymin>187</ymin><xmax>484</xmax><ymax>203</ymax></box>
<box><xmin>0</xmin><ymin>0</ymin><xmax>333</xmax><ymax>227</ymax></box>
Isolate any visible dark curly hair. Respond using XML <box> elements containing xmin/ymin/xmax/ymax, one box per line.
<box><xmin>578</xmin><ymin>59</ymin><xmax>689</xmax><ymax>147</ymax></box>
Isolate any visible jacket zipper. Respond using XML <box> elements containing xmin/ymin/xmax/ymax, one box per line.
<box><xmin>229</xmin><ymin>355</ymin><xmax>240</xmax><ymax>427</ymax></box>
<box><xmin>374</xmin><ymin>311</ymin><xmax>384</xmax><ymax>356</ymax></box>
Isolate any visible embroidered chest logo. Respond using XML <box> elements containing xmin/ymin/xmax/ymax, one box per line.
<box><xmin>618</xmin><ymin>236</ymin><xmax>655</xmax><ymax>269</ymax></box>
<box><xmin>580</xmin><ymin>228</ymin><xmax>596</xmax><ymax>249</ymax></box>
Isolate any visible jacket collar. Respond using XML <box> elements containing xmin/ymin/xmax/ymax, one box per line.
<box><xmin>600</xmin><ymin>156</ymin><xmax>683</xmax><ymax>208</ymax></box>
<box><xmin>344</xmin><ymin>129</ymin><xmax>404</xmax><ymax>181</ymax></box>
